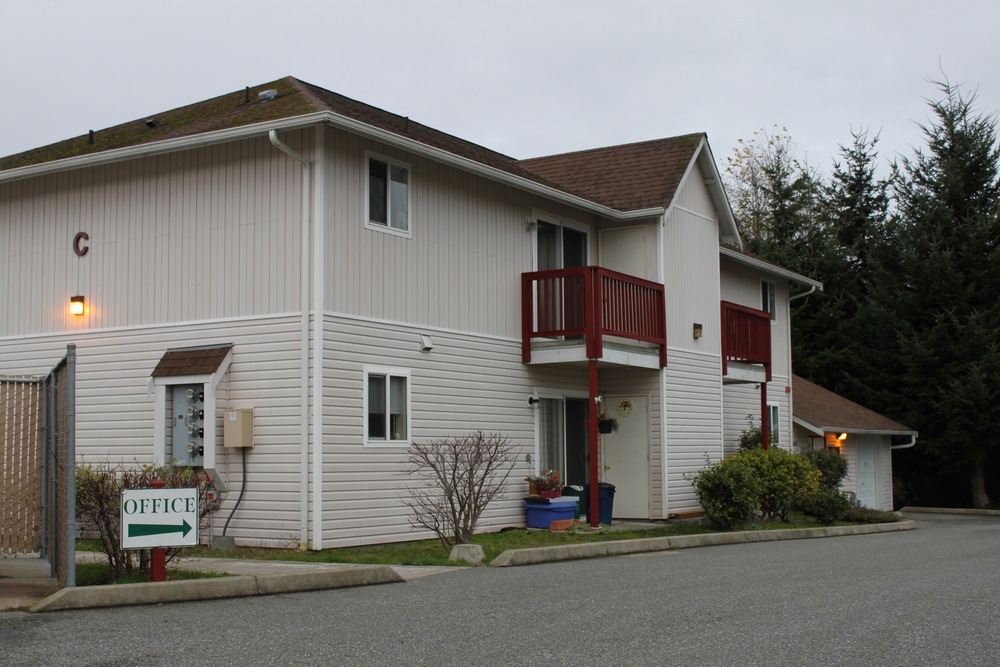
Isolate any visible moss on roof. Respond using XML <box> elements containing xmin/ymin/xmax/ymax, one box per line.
<box><xmin>0</xmin><ymin>78</ymin><xmax>319</xmax><ymax>171</ymax></box>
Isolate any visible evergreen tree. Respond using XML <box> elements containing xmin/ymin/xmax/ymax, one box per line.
<box><xmin>888</xmin><ymin>80</ymin><xmax>1000</xmax><ymax>507</ymax></box>
<box><xmin>797</xmin><ymin>130</ymin><xmax>894</xmax><ymax>407</ymax></box>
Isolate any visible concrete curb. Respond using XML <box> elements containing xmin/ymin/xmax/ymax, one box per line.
<box><xmin>28</xmin><ymin>565</ymin><xmax>403</xmax><ymax>613</ymax></box>
<box><xmin>902</xmin><ymin>506</ymin><xmax>1000</xmax><ymax>517</ymax></box>
<box><xmin>489</xmin><ymin>520</ymin><xmax>916</xmax><ymax>567</ymax></box>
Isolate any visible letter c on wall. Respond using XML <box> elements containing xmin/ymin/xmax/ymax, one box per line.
<box><xmin>73</xmin><ymin>232</ymin><xmax>90</xmax><ymax>257</ymax></box>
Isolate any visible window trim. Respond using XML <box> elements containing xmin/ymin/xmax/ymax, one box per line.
<box><xmin>365</xmin><ymin>151</ymin><xmax>412</xmax><ymax>239</ymax></box>
<box><xmin>761</xmin><ymin>280</ymin><xmax>777</xmax><ymax>322</ymax></box>
<box><xmin>767</xmin><ymin>403</ymin><xmax>780</xmax><ymax>446</ymax></box>
<box><xmin>363</xmin><ymin>365</ymin><xmax>412</xmax><ymax>447</ymax></box>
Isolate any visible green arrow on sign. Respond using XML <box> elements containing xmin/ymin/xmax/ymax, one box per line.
<box><xmin>128</xmin><ymin>520</ymin><xmax>193</xmax><ymax>539</ymax></box>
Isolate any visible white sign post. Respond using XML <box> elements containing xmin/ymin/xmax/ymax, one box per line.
<box><xmin>121</xmin><ymin>487</ymin><xmax>199</xmax><ymax>549</ymax></box>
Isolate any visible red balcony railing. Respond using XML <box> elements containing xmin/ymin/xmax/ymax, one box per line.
<box><xmin>721</xmin><ymin>301</ymin><xmax>771</xmax><ymax>380</ymax></box>
<box><xmin>521</xmin><ymin>266</ymin><xmax>666</xmax><ymax>367</ymax></box>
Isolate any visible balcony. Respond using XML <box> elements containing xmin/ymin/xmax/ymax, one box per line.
<box><xmin>521</xmin><ymin>266</ymin><xmax>667</xmax><ymax>368</ymax></box>
<box><xmin>720</xmin><ymin>300</ymin><xmax>771</xmax><ymax>382</ymax></box>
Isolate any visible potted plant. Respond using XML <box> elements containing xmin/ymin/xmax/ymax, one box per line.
<box><xmin>525</xmin><ymin>469</ymin><xmax>562</xmax><ymax>498</ymax></box>
<box><xmin>597</xmin><ymin>413</ymin><xmax>619</xmax><ymax>434</ymax></box>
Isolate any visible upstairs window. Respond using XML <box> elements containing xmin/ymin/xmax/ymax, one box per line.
<box><xmin>761</xmin><ymin>280</ymin><xmax>776</xmax><ymax>321</ymax></box>
<box><xmin>365</xmin><ymin>367</ymin><xmax>410</xmax><ymax>446</ymax></box>
<box><xmin>367</xmin><ymin>154</ymin><xmax>410</xmax><ymax>235</ymax></box>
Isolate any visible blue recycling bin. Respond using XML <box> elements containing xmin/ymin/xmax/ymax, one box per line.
<box><xmin>582</xmin><ymin>483</ymin><xmax>616</xmax><ymax>525</ymax></box>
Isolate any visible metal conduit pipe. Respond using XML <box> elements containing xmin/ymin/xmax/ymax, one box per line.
<box><xmin>269</xmin><ymin>129</ymin><xmax>312</xmax><ymax>549</ymax></box>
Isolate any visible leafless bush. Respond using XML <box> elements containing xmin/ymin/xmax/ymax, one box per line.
<box><xmin>75</xmin><ymin>461</ymin><xmax>216</xmax><ymax>580</ymax></box>
<box><xmin>401</xmin><ymin>431</ymin><xmax>518</xmax><ymax>549</ymax></box>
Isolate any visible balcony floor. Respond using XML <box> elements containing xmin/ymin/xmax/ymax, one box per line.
<box><xmin>526</xmin><ymin>338</ymin><xmax>662</xmax><ymax>369</ymax></box>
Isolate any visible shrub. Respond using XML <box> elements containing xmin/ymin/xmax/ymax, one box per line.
<box><xmin>797</xmin><ymin>487</ymin><xmax>852</xmax><ymax>525</ymax></box>
<box><xmin>736</xmin><ymin>447</ymin><xmax>821</xmax><ymax>521</ymax></box>
<box><xmin>736</xmin><ymin>415</ymin><xmax>777</xmax><ymax>451</ymax></box>
<box><xmin>401</xmin><ymin>431</ymin><xmax>518</xmax><ymax>549</ymax></box>
<box><xmin>690</xmin><ymin>456</ymin><xmax>762</xmax><ymax>530</ymax></box>
<box><xmin>801</xmin><ymin>449</ymin><xmax>849</xmax><ymax>490</ymax></box>
<box><xmin>691</xmin><ymin>448</ymin><xmax>822</xmax><ymax>527</ymax></box>
<box><xmin>76</xmin><ymin>462</ymin><xmax>216</xmax><ymax>580</ymax></box>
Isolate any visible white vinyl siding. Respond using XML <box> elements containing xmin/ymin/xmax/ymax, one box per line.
<box><xmin>323</xmin><ymin>130</ymin><xmax>602</xmax><ymax>339</ymax></box>
<box><xmin>0</xmin><ymin>134</ymin><xmax>306</xmax><ymax>337</ymax></box>
<box><xmin>0</xmin><ymin>315</ymin><xmax>306</xmax><ymax>547</ymax></box>
<box><xmin>664</xmin><ymin>163</ymin><xmax>722</xmax><ymax>354</ymax></box>
<box><xmin>319</xmin><ymin>315</ymin><xmax>540</xmax><ymax>548</ymax></box>
<box><xmin>664</xmin><ymin>349</ymin><xmax>724</xmax><ymax>513</ymax></box>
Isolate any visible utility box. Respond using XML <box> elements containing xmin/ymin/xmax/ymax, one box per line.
<box><xmin>224</xmin><ymin>408</ymin><xmax>254</xmax><ymax>448</ymax></box>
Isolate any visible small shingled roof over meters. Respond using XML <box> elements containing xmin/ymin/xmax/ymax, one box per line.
<box><xmin>151</xmin><ymin>344</ymin><xmax>233</xmax><ymax>378</ymax></box>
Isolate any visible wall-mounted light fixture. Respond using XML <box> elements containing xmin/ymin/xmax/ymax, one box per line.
<box><xmin>693</xmin><ymin>323</ymin><xmax>703</xmax><ymax>339</ymax></box>
<box><xmin>528</xmin><ymin>396</ymin><xmax>540</xmax><ymax>406</ymax></box>
<box><xmin>69</xmin><ymin>295</ymin><xmax>85</xmax><ymax>316</ymax></box>
<box><xmin>524</xmin><ymin>216</ymin><xmax>537</xmax><ymax>232</ymax></box>
<box><xmin>838</xmin><ymin>432</ymin><xmax>848</xmax><ymax>441</ymax></box>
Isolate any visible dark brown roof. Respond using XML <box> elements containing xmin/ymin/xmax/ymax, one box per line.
<box><xmin>0</xmin><ymin>77</ymin><xmax>571</xmax><ymax>198</ymax></box>
<box><xmin>151</xmin><ymin>344</ymin><xmax>233</xmax><ymax>378</ymax></box>
<box><xmin>518</xmin><ymin>134</ymin><xmax>704</xmax><ymax>211</ymax></box>
<box><xmin>792</xmin><ymin>374</ymin><xmax>915</xmax><ymax>434</ymax></box>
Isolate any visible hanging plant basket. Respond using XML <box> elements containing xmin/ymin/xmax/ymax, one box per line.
<box><xmin>598</xmin><ymin>417</ymin><xmax>618</xmax><ymax>434</ymax></box>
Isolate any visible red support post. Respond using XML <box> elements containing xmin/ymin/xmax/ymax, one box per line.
<box><xmin>149</xmin><ymin>479</ymin><xmax>167</xmax><ymax>582</ymax></box>
<box><xmin>588</xmin><ymin>359</ymin><xmax>600</xmax><ymax>528</ymax></box>
<box><xmin>760</xmin><ymin>382</ymin><xmax>769</xmax><ymax>451</ymax></box>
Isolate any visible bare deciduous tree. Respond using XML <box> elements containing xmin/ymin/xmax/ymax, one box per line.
<box><xmin>401</xmin><ymin>431</ymin><xmax>517</xmax><ymax>549</ymax></box>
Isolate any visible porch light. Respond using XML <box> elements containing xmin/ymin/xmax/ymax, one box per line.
<box><xmin>692</xmin><ymin>323</ymin><xmax>703</xmax><ymax>339</ymax></box>
<box><xmin>69</xmin><ymin>295</ymin><xmax>85</xmax><ymax>316</ymax></box>
<box><xmin>838</xmin><ymin>432</ymin><xmax>848</xmax><ymax>441</ymax></box>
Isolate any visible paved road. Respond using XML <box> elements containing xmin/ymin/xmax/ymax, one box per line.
<box><xmin>2</xmin><ymin>513</ymin><xmax>998</xmax><ymax>666</ymax></box>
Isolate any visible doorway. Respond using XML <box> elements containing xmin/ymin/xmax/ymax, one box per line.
<box><xmin>538</xmin><ymin>396</ymin><xmax>590</xmax><ymax>487</ymax></box>
<box><xmin>855</xmin><ymin>436</ymin><xmax>878</xmax><ymax>509</ymax></box>
<box><xmin>601</xmin><ymin>396</ymin><xmax>650</xmax><ymax>518</ymax></box>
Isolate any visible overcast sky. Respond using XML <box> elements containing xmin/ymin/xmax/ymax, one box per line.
<box><xmin>3</xmin><ymin>1</ymin><xmax>999</xmax><ymax>180</ymax></box>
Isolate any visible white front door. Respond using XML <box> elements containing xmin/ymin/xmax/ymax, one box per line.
<box><xmin>856</xmin><ymin>436</ymin><xmax>879</xmax><ymax>509</ymax></box>
<box><xmin>601</xmin><ymin>396</ymin><xmax>650</xmax><ymax>518</ymax></box>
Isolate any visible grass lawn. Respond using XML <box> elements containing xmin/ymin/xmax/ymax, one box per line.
<box><xmin>75</xmin><ymin>561</ymin><xmax>231</xmax><ymax>586</ymax></box>
<box><xmin>174</xmin><ymin>511</ymin><xmax>885</xmax><ymax>568</ymax></box>
<box><xmin>77</xmin><ymin>510</ymin><xmax>899</xmax><ymax>571</ymax></box>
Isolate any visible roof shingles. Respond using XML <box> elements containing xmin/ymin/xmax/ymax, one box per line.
<box><xmin>792</xmin><ymin>374</ymin><xmax>915</xmax><ymax>434</ymax></box>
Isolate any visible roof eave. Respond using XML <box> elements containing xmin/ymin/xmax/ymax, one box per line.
<box><xmin>0</xmin><ymin>109</ymin><xmax>637</xmax><ymax>221</ymax></box>
<box><xmin>720</xmin><ymin>245</ymin><xmax>823</xmax><ymax>289</ymax></box>
<box><xmin>0</xmin><ymin>112</ymin><xmax>331</xmax><ymax>184</ymax></box>
<box><xmin>316</xmin><ymin>110</ymin><xmax>631</xmax><ymax>220</ymax></box>
<box><xmin>792</xmin><ymin>416</ymin><xmax>917</xmax><ymax>437</ymax></box>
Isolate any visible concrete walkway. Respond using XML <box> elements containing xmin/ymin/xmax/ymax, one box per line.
<box><xmin>1</xmin><ymin>515</ymin><xmax>925</xmax><ymax>613</ymax></box>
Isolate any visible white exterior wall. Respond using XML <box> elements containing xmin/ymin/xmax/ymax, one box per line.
<box><xmin>659</xmin><ymin>161</ymin><xmax>726</xmax><ymax>514</ymax></box>
<box><xmin>0</xmin><ymin>135</ymin><xmax>307</xmax><ymax>336</ymax></box>
<box><xmin>322</xmin><ymin>129</ymin><xmax>602</xmax><ymax>338</ymax></box>
<box><xmin>663</xmin><ymin>349</ymin><xmax>724</xmax><ymax>513</ymax></box>
<box><xmin>0</xmin><ymin>316</ymin><xmax>307</xmax><ymax>546</ymax></box>
<box><xmin>792</xmin><ymin>426</ymin><xmax>895</xmax><ymax>512</ymax></box>
<box><xmin>719</xmin><ymin>258</ymin><xmax>792</xmax><ymax>380</ymax></box>
<box><xmin>318</xmin><ymin>315</ymin><xmax>539</xmax><ymax>548</ymax></box>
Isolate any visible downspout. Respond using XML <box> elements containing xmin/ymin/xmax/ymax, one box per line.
<box><xmin>269</xmin><ymin>129</ymin><xmax>312</xmax><ymax>550</ymax></box>
<box><xmin>311</xmin><ymin>125</ymin><xmax>326</xmax><ymax>550</ymax></box>
<box><xmin>657</xmin><ymin>212</ymin><xmax>670</xmax><ymax>517</ymax></box>
<box><xmin>788</xmin><ymin>285</ymin><xmax>816</xmax><ymax>303</ymax></box>
<box><xmin>891</xmin><ymin>435</ymin><xmax>917</xmax><ymax>450</ymax></box>
<box><xmin>786</xmin><ymin>285</ymin><xmax>815</xmax><ymax>450</ymax></box>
